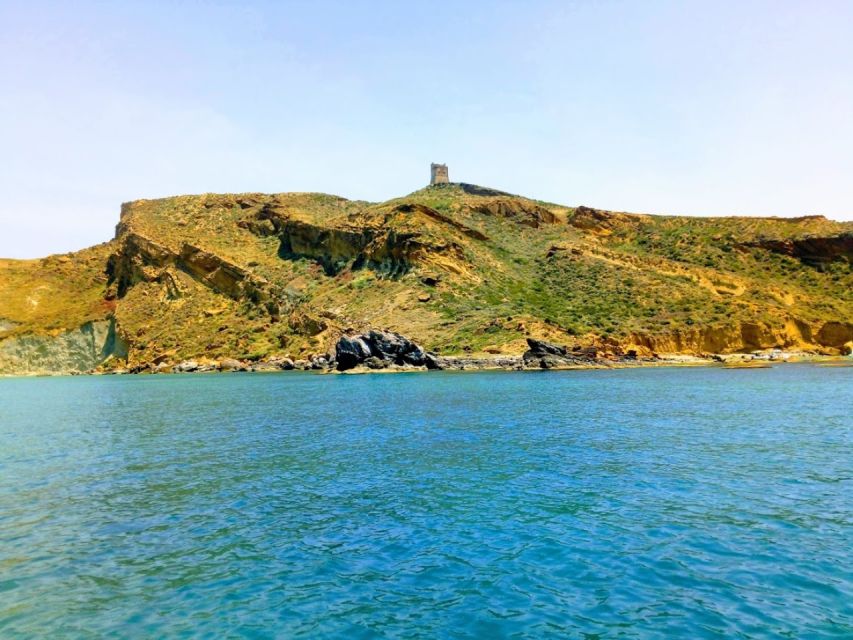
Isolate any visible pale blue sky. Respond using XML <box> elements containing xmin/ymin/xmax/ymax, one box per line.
<box><xmin>2</xmin><ymin>1</ymin><xmax>852</xmax><ymax>258</ymax></box>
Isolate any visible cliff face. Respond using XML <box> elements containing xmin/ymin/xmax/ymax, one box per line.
<box><xmin>627</xmin><ymin>319</ymin><xmax>853</xmax><ymax>355</ymax></box>
<box><xmin>1</xmin><ymin>184</ymin><xmax>852</xmax><ymax>374</ymax></box>
<box><xmin>0</xmin><ymin>318</ymin><xmax>127</xmax><ymax>375</ymax></box>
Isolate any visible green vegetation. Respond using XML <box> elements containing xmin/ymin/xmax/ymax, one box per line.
<box><xmin>2</xmin><ymin>184</ymin><xmax>851</xmax><ymax>369</ymax></box>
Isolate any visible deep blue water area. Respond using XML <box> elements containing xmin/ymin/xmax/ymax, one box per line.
<box><xmin>1</xmin><ymin>365</ymin><xmax>851</xmax><ymax>638</ymax></box>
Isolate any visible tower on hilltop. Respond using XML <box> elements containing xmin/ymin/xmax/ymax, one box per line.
<box><xmin>430</xmin><ymin>163</ymin><xmax>449</xmax><ymax>185</ymax></box>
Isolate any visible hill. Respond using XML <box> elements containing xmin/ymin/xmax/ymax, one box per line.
<box><xmin>1</xmin><ymin>183</ymin><xmax>851</xmax><ymax>374</ymax></box>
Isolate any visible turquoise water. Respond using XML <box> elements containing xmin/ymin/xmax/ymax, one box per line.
<box><xmin>0</xmin><ymin>366</ymin><xmax>851</xmax><ymax>638</ymax></box>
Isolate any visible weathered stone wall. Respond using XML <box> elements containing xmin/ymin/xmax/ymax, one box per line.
<box><xmin>430</xmin><ymin>163</ymin><xmax>449</xmax><ymax>185</ymax></box>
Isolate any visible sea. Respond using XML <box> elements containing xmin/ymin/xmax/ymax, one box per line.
<box><xmin>1</xmin><ymin>365</ymin><xmax>851</xmax><ymax>638</ymax></box>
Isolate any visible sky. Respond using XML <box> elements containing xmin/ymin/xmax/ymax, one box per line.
<box><xmin>1</xmin><ymin>1</ymin><xmax>852</xmax><ymax>258</ymax></box>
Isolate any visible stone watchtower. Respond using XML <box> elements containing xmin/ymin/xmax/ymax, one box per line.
<box><xmin>430</xmin><ymin>163</ymin><xmax>449</xmax><ymax>185</ymax></box>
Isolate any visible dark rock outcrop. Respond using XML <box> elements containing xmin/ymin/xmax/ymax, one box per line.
<box><xmin>365</xmin><ymin>356</ymin><xmax>390</xmax><ymax>369</ymax></box>
<box><xmin>335</xmin><ymin>333</ymin><xmax>603</xmax><ymax>372</ymax></box>
<box><xmin>522</xmin><ymin>337</ymin><xmax>597</xmax><ymax>369</ymax></box>
<box><xmin>335</xmin><ymin>330</ymin><xmax>434</xmax><ymax>371</ymax></box>
<box><xmin>336</xmin><ymin>335</ymin><xmax>373</xmax><ymax>370</ymax></box>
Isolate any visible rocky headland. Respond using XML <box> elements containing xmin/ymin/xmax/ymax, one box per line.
<box><xmin>1</xmin><ymin>183</ymin><xmax>851</xmax><ymax>376</ymax></box>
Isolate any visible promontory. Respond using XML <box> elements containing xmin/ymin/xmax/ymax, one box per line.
<box><xmin>1</xmin><ymin>181</ymin><xmax>851</xmax><ymax>375</ymax></box>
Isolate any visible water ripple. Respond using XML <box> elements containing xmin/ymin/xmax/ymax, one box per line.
<box><xmin>0</xmin><ymin>365</ymin><xmax>851</xmax><ymax>638</ymax></box>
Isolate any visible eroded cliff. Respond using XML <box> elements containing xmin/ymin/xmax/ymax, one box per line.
<box><xmin>1</xmin><ymin>183</ymin><xmax>851</xmax><ymax>374</ymax></box>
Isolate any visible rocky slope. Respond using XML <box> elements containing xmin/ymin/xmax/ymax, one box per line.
<box><xmin>1</xmin><ymin>183</ymin><xmax>851</xmax><ymax>374</ymax></box>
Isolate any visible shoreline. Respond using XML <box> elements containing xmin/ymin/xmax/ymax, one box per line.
<box><xmin>2</xmin><ymin>351</ymin><xmax>850</xmax><ymax>379</ymax></box>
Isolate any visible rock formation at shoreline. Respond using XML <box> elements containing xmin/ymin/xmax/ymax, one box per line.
<box><xmin>335</xmin><ymin>330</ymin><xmax>432</xmax><ymax>371</ymax></box>
<box><xmin>1</xmin><ymin>184</ymin><xmax>851</xmax><ymax>375</ymax></box>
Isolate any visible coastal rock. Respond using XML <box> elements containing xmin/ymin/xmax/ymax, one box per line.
<box><xmin>310</xmin><ymin>354</ymin><xmax>332</xmax><ymax>370</ymax></box>
<box><xmin>274</xmin><ymin>357</ymin><xmax>295</xmax><ymax>370</ymax></box>
<box><xmin>428</xmin><ymin>355</ymin><xmax>522</xmax><ymax>370</ymax></box>
<box><xmin>249</xmin><ymin>362</ymin><xmax>280</xmax><ymax>372</ymax></box>
<box><xmin>538</xmin><ymin>354</ymin><xmax>568</xmax><ymax>369</ymax></box>
<box><xmin>522</xmin><ymin>337</ymin><xmax>594</xmax><ymax>369</ymax></box>
<box><xmin>365</xmin><ymin>330</ymin><xmax>429</xmax><ymax>367</ymax></box>
<box><xmin>218</xmin><ymin>358</ymin><xmax>245</xmax><ymax>371</ymax></box>
<box><xmin>335</xmin><ymin>330</ymin><xmax>434</xmax><ymax>371</ymax></box>
<box><xmin>525</xmin><ymin>338</ymin><xmax>568</xmax><ymax>358</ymax></box>
<box><xmin>365</xmin><ymin>356</ymin><xmax>390</xmax><ymax>369</ymax></box>
<box><xmin>574</xmin><ymin>345</ymin><xmax>598</xmax><ymax>358</ymax></box>
<box><xmin>173</xmin><ymin>360</ymin><xmax>200</xmax><ymax>373</ymax></box>
<box><xmin>336</xmin><ymin>335</ymin><xmax>373</xmax><ymax>370</ymax></box>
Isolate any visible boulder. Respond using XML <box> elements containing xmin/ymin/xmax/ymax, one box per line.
<box><xmin>172</xmin><ymin>360</ymin><xmax>199</xmax><ymax>373</ymax></box>
<box><xmin>219</xmin><ymin>358</ymin><xmax>245</xmax><ymax>371</ymax></box>
<box><xmin>310</xmin><ymin>354</ymin><xmax>332</xmax><ymax>370</ymax></box>
<box><xmin>263</xmin><ymin>355</ymin><xmax>294</xmax><ymax>370</ymax></box>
